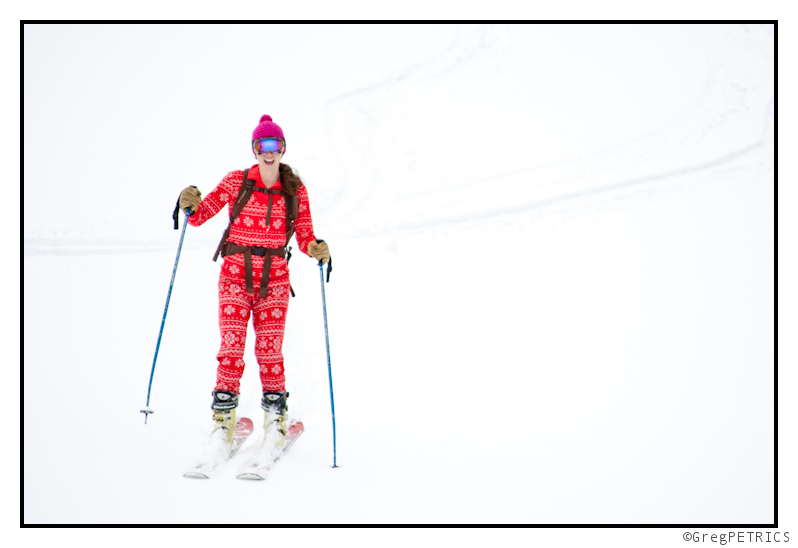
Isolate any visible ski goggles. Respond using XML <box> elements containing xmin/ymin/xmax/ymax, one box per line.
<box><xmin>252</xmin><ymin>138</ymin><xmax>286</xmax><ymax>155</ymax></box>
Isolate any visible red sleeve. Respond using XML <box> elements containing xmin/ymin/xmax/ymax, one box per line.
<box><xmin>294</xmin><ymin>184</ymin><xmax>317</xmax><ymax>255</ymax></box>
<box><xmin>187</xmin><ymin>171</ymin><xmax>242</xmax><ymax>227</ymax></box>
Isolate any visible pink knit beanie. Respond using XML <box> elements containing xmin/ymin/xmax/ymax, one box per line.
<box><xmin>252</xmin><ymin>114</ymin><xmax>285</xmax><ymax>142</ymax></box>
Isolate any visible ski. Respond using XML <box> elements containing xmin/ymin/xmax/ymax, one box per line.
<box><xmin>237</xmin><ymin>420</ymin><xmax>304</xmax><ymax>480</ymax></box>
<box><xmin>184</xmin><ymin>417</ymin><xmax>254</xmax><ymax>479</ymax></box>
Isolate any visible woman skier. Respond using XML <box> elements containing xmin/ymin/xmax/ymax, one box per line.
<box><xmin>177</xmin><ymin>114</ymin><xmax>330</xmax><ymax>445</ymax></box>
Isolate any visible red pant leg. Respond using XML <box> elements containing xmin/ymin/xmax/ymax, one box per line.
<box><xmin>215</xmin><ymin>278</ymin><xmax>253</xmax><ymax>394</ymax></box>
<box><xmin>252</xmin><ymin>275</ymin><xmax>291</xmax><ymax>392</ymax></box>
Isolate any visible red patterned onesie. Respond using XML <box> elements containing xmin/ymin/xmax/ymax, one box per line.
<box><xmin>188</xmin><ymin>164</ymin><xmax>317</xmax><ymax>394</ymax></box>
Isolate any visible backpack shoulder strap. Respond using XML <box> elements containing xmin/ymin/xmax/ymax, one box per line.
<box><xmin>284</xmin><ymin>190</ymin><xmax>298</xmax><ymax>298</ymax></box>
<box><xmin>213</xmin><ymin>169</ymin><xmax>255</xmax><ymax>262</ymax></box>
<box><xmin>284</xmin><ymin>192</ymin><xmax>297</xmax><ymax>243</ymax></box>
<box><xmin>230</xmin><ymin>168</ymin><xmax>255</xmax><ymax>221</ymax></box>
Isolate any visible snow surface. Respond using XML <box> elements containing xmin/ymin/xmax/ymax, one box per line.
<box><xmin>23</xmin><ymin>24</ymin><xmax>774</xmax><ymax>525</ymax></box>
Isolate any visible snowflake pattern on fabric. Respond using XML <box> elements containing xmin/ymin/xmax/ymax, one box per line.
<box><xmin>217</xmin><ymin>379</ymin><xmax>235</xmax><ymax>392</ymax></box>
<box><xmin>270</xmin><ymin>285</ymin><xmax>288</xmax><ymax>300</ymax></box>
<box><xmin>188</xmin><ymin>168</ymin><xmax>317</xmax><ymax>289</ymax></box>
<box><xmin>187</xmin><ymin>166</ymin><xmax>315</xmax><ymax>394</ymax></box>
<box><xmin>215</xmin><ymin>277</ymin><xmax>290</xmax><ymax>393</ymax></box>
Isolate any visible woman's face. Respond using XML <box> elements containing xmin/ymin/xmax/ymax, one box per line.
<box><xmin>257</xmin><ymin>149</ymin><xmax>282</xmax><ymax>178</ymax></box>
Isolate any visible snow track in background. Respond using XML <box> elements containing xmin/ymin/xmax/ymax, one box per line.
<box><xmin>391</xmin><ymin>94</ymin><xmax>775</xmax><ymax>235</ymax></box>
<box><xmin>23</xmin><ymin>25</ymin><xmax>773</xmax><ymax>255</ymax></box>
<box><xmin>322</xmin><ymin>25</ymin><xmax>511</xmax><ymax>221</ymax></box>
<box><xmin>322</xmin><ymin>24</ymin><xmax>773</xmax><ymax>239</ymax></box>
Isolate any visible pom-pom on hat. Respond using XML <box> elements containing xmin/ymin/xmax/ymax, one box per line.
<box><xmin>252</xmin><ymin>114</ymin><xmax>285</xmax><ymax>142</ymax></box>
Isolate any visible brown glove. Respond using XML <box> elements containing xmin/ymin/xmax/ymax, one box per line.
<box><xmin>307</xmin><ymin>239</ymin><xmax>330</xmax><ymax>264</ymax></box>
<box><xmin>179</xmin><ymin>186</ymin><xmax>202</xmax><ymax>214</ymax></box>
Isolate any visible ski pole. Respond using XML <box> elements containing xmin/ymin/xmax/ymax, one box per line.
<box><xmin>141</xmin><ymin>208</ymin><xmax>191</xmax><ymax>424</ymax></box>
<box><xmin>318</xmin><ymin>255</ymin><xmax>338</xmax><ymax>467</ymax></box>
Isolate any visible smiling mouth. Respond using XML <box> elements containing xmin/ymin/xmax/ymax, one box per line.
<box><xmin>264</xmin><ymin>158</ymin><xmax>275</xmax><ymax>166</ymax></box>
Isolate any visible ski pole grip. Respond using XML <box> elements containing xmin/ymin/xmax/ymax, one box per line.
<box><xmin>173</xmin><ymin>192</ymin><xmax>195</xmax><ymax>229</ymax></box>
<box><xmin>314</xmin><ymin>239</ymin><xmax>332</xmax><ymax>281</ymax></box>
<box><xmin>172</xmin><ymin>206</ymin><xmax>194</xmax><ymax>229</ymax></box>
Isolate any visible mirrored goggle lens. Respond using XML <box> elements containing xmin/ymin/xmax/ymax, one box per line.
<box><xmin>253</xmin><ymin>138</ymin><xmax>285</xmax><ymax>154</ymax></box>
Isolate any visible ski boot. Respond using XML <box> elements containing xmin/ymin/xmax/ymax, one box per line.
<box><xmin>211</xmin><ymin>390</ymin><xmax>239</xmax><ymax>444</ymax></box>
<box><xmin>261</xmin><ymin>391</ymin><xmax>289</xmax><ymax>448</ymax></box>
